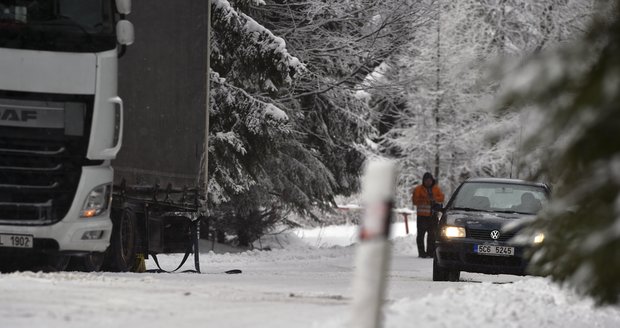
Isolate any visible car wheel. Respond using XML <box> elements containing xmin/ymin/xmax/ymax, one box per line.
<box><xmin>448</xmin><ymin>270</ymin><xmax>461</xmax><ymax>282</ymax></box>
<box><xmin>432</xmin><ymin>255</ymin><xmax>449</xmax><ymax>281</ymax></box>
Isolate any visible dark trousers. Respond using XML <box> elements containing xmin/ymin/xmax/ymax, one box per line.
<box><xmin>417</xmin><ymin>216</ymin><xmax>437</xmax><ymax>257</ymax></box>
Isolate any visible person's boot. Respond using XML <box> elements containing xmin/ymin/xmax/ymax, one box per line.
<box><xmin>417</xmin><ymin>243</ymin><xmax>427</xmax><ymax>258</ymax></box>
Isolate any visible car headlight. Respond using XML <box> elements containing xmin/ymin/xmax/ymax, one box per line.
<box><xmin>81</xmin><ymin>184</ymin><xmax>112</xmax><ymax>218</ymax></box>
<box><xmin>533</xmin><ymin>232</ymin><xmax>545</xmax><ymax>244</ymax></box>
<box><xmin>442</xmin><ymin>226</ymin><xmax>466</xmax><ymax>238</ymax></box>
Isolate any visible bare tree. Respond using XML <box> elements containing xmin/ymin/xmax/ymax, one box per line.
<box><xmin>369</xmin><ymin>0</ymin><xmax>594</xmax><ymax>205</ymax></box>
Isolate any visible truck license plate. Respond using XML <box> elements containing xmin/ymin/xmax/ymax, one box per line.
<box><xmin>475</xmin><ymin>244</ymin><xmax>514</xmax><ymax>256</ymax></box>
<box><xmin>0</xmin><ymin>234</ymin><xmax>34</xmax><ymax>248</ymax></box>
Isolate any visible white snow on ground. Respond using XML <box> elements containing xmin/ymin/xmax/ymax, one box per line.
<box><xmin>0</xmin><ymin>224</ymin><xmax>618</xmax><ymax>328</ymax></box>
<box><xmin>383</xmin><ymin>278</ymin><xmax>620</xmax><ymax>328</ymax></box>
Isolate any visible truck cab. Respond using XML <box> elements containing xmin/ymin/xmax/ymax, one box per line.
<box><xmin>0</xmin><ymin>0</ymin><xmax>133</xmax><ymax>270</ymax></box>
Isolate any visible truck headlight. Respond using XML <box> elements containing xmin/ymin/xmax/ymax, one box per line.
<box><xmin>81</xmin><ymin>184</ymin><xmax>112</xmax><ymax>218</ymax></box>
<box><xmin>533</xmin><ymin>232</ymin><xmax>545</xmax><ymax>244</ymax></box>
<box><xmin>442</xmin><ymin>226</ymin><xmax>466</xmax><ymax>238</ymax></box>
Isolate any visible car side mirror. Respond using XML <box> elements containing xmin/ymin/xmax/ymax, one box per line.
<box><xmin>116</xmin><ymin>0</ymin><xmax>132</xmax><ymax>15</ymax></box>
<box><xmin>116</xmin><ymin>20</ymin><xmax>134</xmax><ymax>46</ymax></box>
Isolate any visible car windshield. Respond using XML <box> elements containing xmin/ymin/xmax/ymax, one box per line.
<box><xmin>0</xmin><ymin>0</ymin><xmax>115</xmax><ymax>52</ymax></box>
<box><xmin>450</xmin><ymin>182</ymin><xmax>549</xmax><ymax>215</ymax></box>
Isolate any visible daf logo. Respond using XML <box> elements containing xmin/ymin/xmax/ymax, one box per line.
<box><xmin>0</xmin><ymin>108</ymin><xmax>38</xmax><ymax>122</ymax></box>
<box><xmin>490</xmin><ymin>230</ymin><xmax>500</xmax><ymax>240</ymax></box>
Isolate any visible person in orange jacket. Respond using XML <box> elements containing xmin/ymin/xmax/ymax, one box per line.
<box><xmin>412</xmin><ymin>172</ymin><xmax>445</xmax><ymax>258</ymax></box>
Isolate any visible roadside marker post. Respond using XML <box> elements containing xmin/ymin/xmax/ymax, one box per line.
<box><xmin>350</xmin><ymin>160</ymin><xmax>398</xmax><ymax>328</ymax></box>
<box><xmin>394</xmin><ymin>208</ymin><xmax>415</xmax><ymax>235</ymax></box>
<box><xmin>403</xmin><ymin>213</ymin><xmax>410</xmax><ymax>234</ymax></box>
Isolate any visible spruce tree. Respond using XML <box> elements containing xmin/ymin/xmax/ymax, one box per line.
<box><xmin>208</xmin><ymin>0</ymin><xmax>332</xmax><ymax>243</ymax></box>
<box><xmin>207</xmin><ymin>0</ymin><xmax>431</xmax><ymax>242</ymax></box>
<box><xmin>500</xmin><ymin>0</ymin><xmax>620</xmax><ymax>305</ymax></box>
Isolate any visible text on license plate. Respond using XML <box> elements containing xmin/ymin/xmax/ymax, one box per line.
<box><xmin>474</xmin><ymin>244</ymin><xmax>514</xmax><ymax>256</ymax></box>
<box><xmin>0</xmin><ymin>234</ymin><xmax>34</xmax><ymax>248</ymax></box>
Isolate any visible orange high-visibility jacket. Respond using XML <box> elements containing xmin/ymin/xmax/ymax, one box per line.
<box><xmin>412</xmin><ymin>184</ymin><xmax>445</xmax><ymax>217</ymax></box>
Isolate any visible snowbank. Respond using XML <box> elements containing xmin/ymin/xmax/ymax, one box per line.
<box><xmin>292</xmin><ymin>221</ymin><xmax>414</xmax><ymax>248</ymax></box>
<box><xmin>320</xmin><ymin>277</ymin><xmax>620</xmax><ymax>328</ymax></box>
<box><xmin>154</xmin><ymin>225</ymin><xmax>419</xmax><ymax>271</ymax></box>
<box><xmin>383</xmin><ymin>278</ymin><xmax>620</xmax><ymax>328</ymax></box>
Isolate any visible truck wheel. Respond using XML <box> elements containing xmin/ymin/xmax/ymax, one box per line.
<box><xmin>104</xmin><ymin>207</ymin><xmax>138</xmax><ymax>272</ymax></box>
<box><xmin>432</xmin><ymin>255</ymin><xmax>449</xmax><ymax>281</ymax></box>
<box><xmin>0</xmin><ymin>256</ymin><xmax>25</xmax><ymax>273</ymax></box>
<box><xmin>42</xmin><ymin>254</ymin><xmax>71</xmax><ymax>272</ymax></box>
<box><xmin>68</xmin><ymin>253</ymin><xmax>105</xmax><ymax>272</ymax></box>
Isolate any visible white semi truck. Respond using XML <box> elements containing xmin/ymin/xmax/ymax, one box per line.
<box><xmin>0</xmin><ymin>0</ymin><xmax>209</xmax><ymax>273</ymax></box>
<box><xmin>0</xmin><ymin>0</ymin><xmax>135</xmax><ymax>271</ymax></box>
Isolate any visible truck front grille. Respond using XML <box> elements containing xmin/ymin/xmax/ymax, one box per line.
<box><xmin>0</xmin><ymin>134</ymin><xmax>85</xmax><ymax>224</ymax></box>
<box><xmin>0</xmin><ymin>92</ymin><xmax>95</xmax><ymax>225</ymax></box>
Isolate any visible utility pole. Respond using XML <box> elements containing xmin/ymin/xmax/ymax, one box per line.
<box><xmin>434</xmin><ymin>0</ymin><xmax>441</xmax><ymax>179</ymax></box>
<box><xmin>204</xmin><ymin>0</ymin><xmax>212</xmax><ymax>195</ymax></box>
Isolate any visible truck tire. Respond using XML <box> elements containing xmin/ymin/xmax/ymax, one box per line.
<box><xmin>104</xmin><ymin>207</ymin><xmax>138</xmax><ymax>272</ymax></box>
<box><xmin>42</xmin><ymin>254</ymin><xmax>71</xmax><ymax>272</ymax></box>
<box><xmin>68</xmin><ymin>253</ymin><xmax>105</xmax><ymax>272</ymax></box>
<box><xmin>0</xmin><ymin>255</ymin><xmax>25</xmax><ymax>273</ymax></box>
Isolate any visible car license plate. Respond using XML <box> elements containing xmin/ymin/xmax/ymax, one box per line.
<box><xmin>0</xmin><ymin>234</ymin><xmax>34</xmax><ymax>248</ymax></box>
<box><xmin>474</xmin><ymin>244</ymin><xmax>514</xmax><ymax>256</ymax></box>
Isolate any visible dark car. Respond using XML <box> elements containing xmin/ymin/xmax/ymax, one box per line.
<box><xmin>433</xmin><ymin>178</ymin><xmax>550</xmax><ymax>281</ymax></box>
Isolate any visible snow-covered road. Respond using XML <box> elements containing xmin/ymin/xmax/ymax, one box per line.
<box><xmin>0</xmin><ymin>225</ymin><xmax>618</xmax><ymax>328</ymax></box>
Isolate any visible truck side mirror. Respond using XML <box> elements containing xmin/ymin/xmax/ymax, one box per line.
<box><xmin>116</xmin><ymin>20</ymin><xmax>134</xmax><ymax>46</ymax></box>
<box><xmin>116</xmin><ymin>0</ymin><xmax>132</xmax><ymax>15</ymax></box>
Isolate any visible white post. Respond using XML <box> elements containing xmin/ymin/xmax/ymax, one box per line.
<box><xmin>350</xmin><ymin>160</ymin><xmax>398</xmax><ymax>328</ymax></box>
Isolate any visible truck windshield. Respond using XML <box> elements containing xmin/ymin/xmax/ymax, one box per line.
<box><xmin>0</xmin><ymin>0</ymin><xmax>115</xmax><ymax>52</ymax></box>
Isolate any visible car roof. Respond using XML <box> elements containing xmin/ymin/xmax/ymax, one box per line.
<box><xmin>464</xmin><ymin>177</ymin><xmax>548</xmax><ymax>188</ymax></box>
